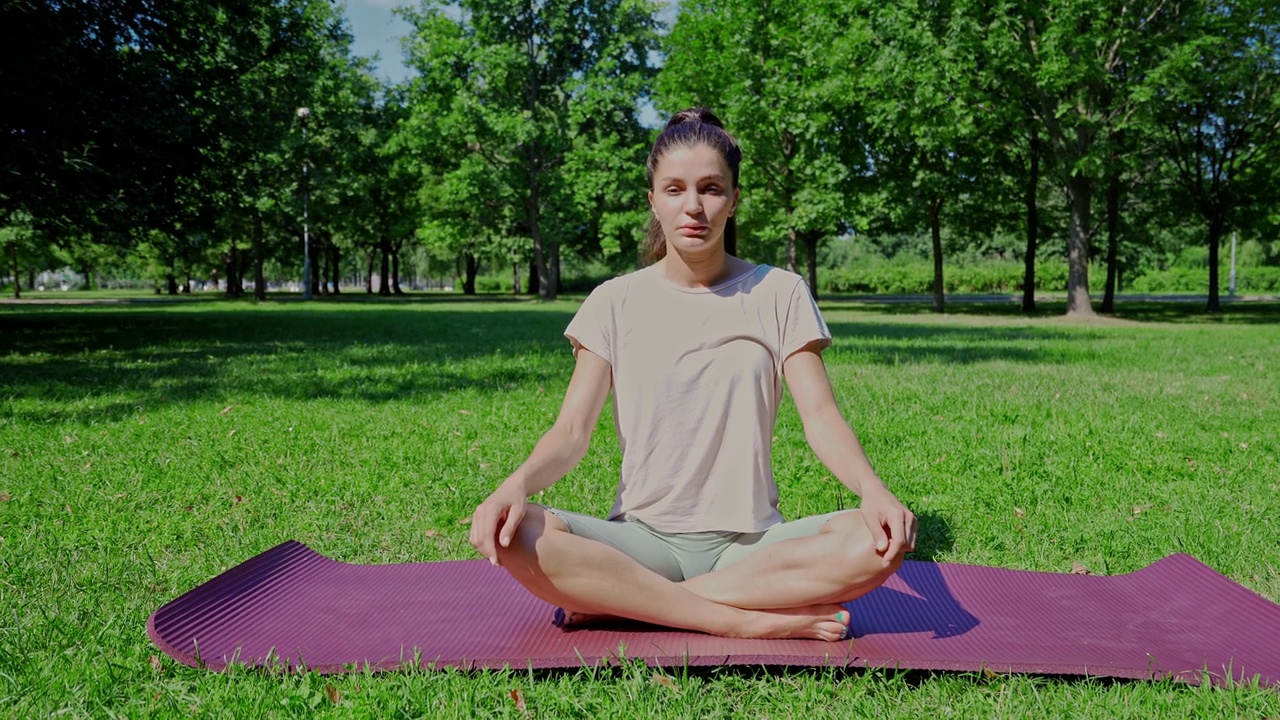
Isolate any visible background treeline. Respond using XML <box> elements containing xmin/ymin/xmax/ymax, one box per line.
<box><xmin>3</xmin><ymin>0</ymin><xmax>1278</xmax><ymax>313</ymax></box>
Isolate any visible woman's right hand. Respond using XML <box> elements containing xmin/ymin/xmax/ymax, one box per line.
<box><xmin>468</xmin><ymin>483</ymin><xmax>528</xmax><ymax>566</ymax></box>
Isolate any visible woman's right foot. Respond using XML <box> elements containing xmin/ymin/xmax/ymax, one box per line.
<box><xmin>739</xmin><ymin>604</ymin><xmax>852</xmax><ymax>641</ymax></box>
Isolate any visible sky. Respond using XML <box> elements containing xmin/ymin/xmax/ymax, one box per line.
<box><xmin>343</xmin><ymin>0</ymin><xmax>414</xmax><ymax>84</ymax></box>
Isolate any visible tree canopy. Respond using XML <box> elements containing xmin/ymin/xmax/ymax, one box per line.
<box><xmin>4</xmin><ymin>0</ymin><xmax>1277</xmax><ymax>311</ymax></box>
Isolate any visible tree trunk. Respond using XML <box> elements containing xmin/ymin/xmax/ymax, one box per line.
<box><xmin>803</xmin><ymin>230</ymin><xmax>820</xmax><ymax>300</ymax></box>
<box><xmin>782</xmin><ymin>133</ymin><xmax>797</xmax><ymax>273</ymax></box>
<box><xmin>309</xmin><ymin>235</ymin><xmax>321</xmax><ymax>297</ymax></box>
<box><xmin>226</xmin><ymin>241</ymin><xmax>240</xmax><ymax>298</ymax></box>
<box><xmin>1065</xmin><ymin>172</ymin><xmax>1095</xmax><ymax>316</ymax></box>
<box><xmin>79</xmin><ymin>264</ymin><xmax>92</xmax><ymax>291</ymax></box>
<box><xmin>786</xmin><ymin>226</ymin><xmax>798</xmax><ymax>275</ymax></box>
<box><xmin>527</xmin><ymin>259</ymin><xmax>539</xmax><ymax>296</ymax></box>
<box><xmin>392</xmin><ymin>238</ymin><xmax>405</xmax><ymax>295</ymax></box>
<box><xmin>1101</xmin><ymin>172</ymin><xmax>1121</xmax><ymax>313</ymax></box>
<box><xmin>166</xmin><ymin>272</ymin><xmax>178</xmax><ymax>295</ymax></box>
<box><xmin>552</xmin><ymin>242</ymin><xmax>562</xmax><ymax>295</ymax></box>
<box><xmin>318</xmin><ymin>234</ymin><xmax>330</xmax><ymax>295</ymax></box>
<box><xmin>1022</xmin><ymin>128</ymin><xmax>1040</xmax><ymax>313</ymax></box>
<box><xmin>463</xmin><ymin>252</ymin><xmax>478</xmax><ymax>295</ymax></box>
<box><xmin>928</xmin><ymin>197</ymin><xmax>945</xmax><ymax>314</ymax></box>
<box><xmin>330</xmin><ymin>244</ymin><xmax>341</xmax><ymax>295</ymax></box>
<box><xmin>527</xmin><ymin>167</ymin><xmax>555</xmax><ymax>300</ymax></box>
<box><xmin>252</xmin><ymin>209</ymin><xmax>266</xmax><ymax>301</ymax></box>
<box><xmin>512</xmin><ymin>259</ymin><xmax>522</xmax><ymax>294</ymax></box>
<box><xmin>365</xmin><ymin>250</ymin><xmax>375</xmax><ymax>293</ymax></box>
<box><xmin>1207</xmin><ymin>213</ymin><xmax>1224</xmax><ymax>313</ymax></box>
<box><xmin>378</xmin><ymin>235</ymin><xmax>391</xmax><ymax>296</ymax></box>
<box><xmin>8</xmin><ymin>242</ymin><xmax>19</xmax><ymax>299</ymax></box>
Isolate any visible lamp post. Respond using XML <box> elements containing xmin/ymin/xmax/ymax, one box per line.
<box><xmin>297</xmin><ymin>106</ymin><xmax>312</xmax><ymax>300</ymax></box>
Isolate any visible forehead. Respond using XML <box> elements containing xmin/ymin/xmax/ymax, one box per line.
<box><xmin>653</xmin><ymin>143</ymin><xmax>732</xmax><ymax>180</ymax></box>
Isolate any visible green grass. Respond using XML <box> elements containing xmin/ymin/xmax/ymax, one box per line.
<box><xmin>2</xmin><ymin>297</ymin><xmax>1278</xmax><ymax>718</ymax></box>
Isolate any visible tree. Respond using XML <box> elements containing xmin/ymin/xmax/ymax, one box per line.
<box><xmin>658</xmin><ymin>0</ymin><xmax>865</xmax><ymax>295</ymax></box>
<box><xmin>1143</xmin><ymin>0</ymin><xmax>1280</xmax><ymax>312</ymax></box>
<box><xmin>1002</xmin><ymin>0</ymin><xmax>1191</xmax><ymax>315</ymax></box>
<box><xmin>400</xmin><ymin>0</ymin><xmax>658</xmax><ymax>300</ymax></box>
<box><xmin>857</xmin><ymin>0</ymin><xmax>991</xmax><ymax>313</ymax></box>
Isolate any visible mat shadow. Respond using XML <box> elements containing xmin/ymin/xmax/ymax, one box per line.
<box><xmin>845</xmin><ymin>561</ymin><xmax>980</xmax><ymax>640</ymax></box>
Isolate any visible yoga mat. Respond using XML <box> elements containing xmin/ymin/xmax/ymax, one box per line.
<box><xmin>148</xmin><ymin>541</ymin><xmax>1280</xmax><ymax>686</ymax></box>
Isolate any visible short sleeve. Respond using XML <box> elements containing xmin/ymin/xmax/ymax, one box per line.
<box><xmin>780</xmin><ymin>278</ymin><xmax>831</xmax><ymax>360</ymax></box>
<box><xmin>564</xmin><ymin>282</ymin><xmax>614</xmax><ymax>363</ymax></box>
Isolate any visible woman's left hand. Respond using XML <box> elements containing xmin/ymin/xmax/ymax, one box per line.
<box><xmin>859</xmin><ymin>485</ymin><xmax>917</xmax><ymax>566</ymax></box>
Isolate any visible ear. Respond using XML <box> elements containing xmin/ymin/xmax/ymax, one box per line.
<box><xmin>647</xmin><ymin>189</ymin><xmax>655</xmax><ymax>212</ymax></box>
<box><xmin>730</xmin><ymin>187</ymin><xmax>740</xmax><ymax>216</ymax></box>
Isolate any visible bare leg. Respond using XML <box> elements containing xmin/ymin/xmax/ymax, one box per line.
<box><xmin>495</xmin><ymin>505</ymin><xmax>851</xmax><ymax>641</ymax></box>
<box><xmin>681</xmin><ymin>511</ymin><xmax>902</xmax><ymax>610</ymax></box>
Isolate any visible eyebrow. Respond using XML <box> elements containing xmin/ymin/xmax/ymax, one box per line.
<box><xmin>656</xmin><ymin>173</ymin><xmax>729</xmax><ymax>184</ymax></box>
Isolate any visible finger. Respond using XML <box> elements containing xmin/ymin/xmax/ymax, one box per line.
<box><xmin>499</xmin><ymin>502</ymin><xmax>525</xmax><ymax>548</ymax></box>
<box><xmin>906</xmin><ymin>513</ymin><xmax>918</xmax><ymax>551</ymax></box>
<box><xmin>473</xmin><ymin>509</ymin><xmax>501</xmax><ymax>564</ymax></box>
<box><xmin>866</xmin><ymin>511</ymin><xmax>889</xmax><ymax>553</ymax></box>
<box><xmin>884</xmin><ymin>518</ymin><xmax>905</xmax><ymax>564</ymax></box>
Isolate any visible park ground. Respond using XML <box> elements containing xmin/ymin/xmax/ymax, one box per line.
<box><xmin>1</xmin><ymin>294</ymin><xmax>1278</xmax><ymax>717</ymax></box>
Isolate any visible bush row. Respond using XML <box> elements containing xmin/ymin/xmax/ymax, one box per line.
<box><xmin>819</xmin><ymin>263</ymin><xmax>1067</xmax><ymax>295</ymax></box>
<box><xmin>818</xmin><ymin>262</ymin><xmax>1280</xmax><ymax>296</ymax></box>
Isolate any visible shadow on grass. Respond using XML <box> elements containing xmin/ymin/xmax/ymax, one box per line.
<box><xmin>0</xmin><ymin>307</ymin><xmax>577</xmax><ymax>424</ymax></box>
<box><xmin>825</xmin><ymin>321</ymin><xmax>1100</xmax><ymax>365</ymax></box>
<box><xmin>0</xmin><ymin>303</ymin><xmax>1137</xmax><ymax>426</ymax></box>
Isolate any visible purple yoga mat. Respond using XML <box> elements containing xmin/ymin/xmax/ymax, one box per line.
<box><xmin>148</xmin><ymin>541</ymin><xmax>1280</xmax><ymax>686</ymax></box>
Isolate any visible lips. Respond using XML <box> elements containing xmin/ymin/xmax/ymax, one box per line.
<box><xmin>678</xmin><ymin>224</ymin><xmax>709</xmax><ymax>234</ymax></box>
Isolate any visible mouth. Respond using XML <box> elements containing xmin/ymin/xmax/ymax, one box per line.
<box><xmin>677</xmin><ymin>224</ymin><xmax>709</xmax><ymax>235</ymax></box>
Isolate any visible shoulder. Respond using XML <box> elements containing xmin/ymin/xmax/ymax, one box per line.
<box><xmin>745</xmin><ymin>265</ymin><xmax>808</xmax><ymax>299</ymax></box>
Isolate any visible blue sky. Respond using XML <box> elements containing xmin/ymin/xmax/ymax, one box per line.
<box><xmin>343</xmin><ymin>0</ymin><xmax>414</xmax><ymax>84</ymax></box>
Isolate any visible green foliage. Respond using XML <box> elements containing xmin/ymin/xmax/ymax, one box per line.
<box><xmin>658</xmin><ymin>0</ymin><xmax>865</xmax><ymax>283</ymax></box>
<box><xmin>397</xmin><ymin>0</ymin><xmax>658</xmax><ymax>298</ymax></box>
<box><xmin>821</xmin><ymin>262</ymin><xmax>1070</xmax><ymax>295</ymax></box>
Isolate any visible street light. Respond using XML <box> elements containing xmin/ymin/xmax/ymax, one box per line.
<box><xmin>297</xmin><ymin>106</ymin><xmax>312</xmax><ymax>300</ymax></box>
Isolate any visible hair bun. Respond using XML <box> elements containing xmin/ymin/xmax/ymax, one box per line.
<box><xmin>666</xmin><ymin>107</ymin><xmax>724</xmax><ymax>130</ymax></box>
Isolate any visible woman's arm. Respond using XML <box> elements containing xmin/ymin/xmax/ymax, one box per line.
<box><xmin>470</xmin><ymin>348</ymin><xmax>612</xmax><ymax>565</ymax></box>
<box><xmin>782</xmin><ymin>341</ymin><xmax>917</xmax><ymax>563</ymax></box>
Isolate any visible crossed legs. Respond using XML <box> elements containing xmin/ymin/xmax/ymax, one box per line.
<box><xmin>493</xmin><ymin>506</ymin><xmax>902</xmax><ymax>641</ymax></box>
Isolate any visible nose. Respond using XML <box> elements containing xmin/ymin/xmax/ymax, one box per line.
<box><xmin>682</xmin><ymin>188</ymin><xmax>702</xmax><ymax>215</ymax></box>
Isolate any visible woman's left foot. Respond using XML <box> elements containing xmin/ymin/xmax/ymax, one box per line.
<box><xmin>552</xmin><ymin>607</ymin><xmax>621</xmax><ymax>629</ymax></box>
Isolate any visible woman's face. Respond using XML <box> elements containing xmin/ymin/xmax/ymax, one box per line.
<box><xmin>647</xmin><ymin>143</ymin><xmax>739</xmax><ymax>259</ymax></box>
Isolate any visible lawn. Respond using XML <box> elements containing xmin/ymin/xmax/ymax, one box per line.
<box><xmin>2</xmin><ymin>295</ymin><xmax>1278</xmax><ymax>718</ymax></box>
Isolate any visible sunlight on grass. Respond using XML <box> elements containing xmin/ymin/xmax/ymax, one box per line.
<box><xmin>2</xmin><ymin>299</ymin><xmax>1277</xmax><ymax>717</ymax></box>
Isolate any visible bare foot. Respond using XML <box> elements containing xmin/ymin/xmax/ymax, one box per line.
<box><xmin>552</xmin><ymin>608</ymin><xmax>621</xmax><ymax>629</ymax></box>
<box><xmin>737</xmin><ymin>604</ymin><xmax>851</xmax><ymax>642</ymax></box>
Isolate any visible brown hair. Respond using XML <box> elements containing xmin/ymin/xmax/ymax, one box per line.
<box><xmin>642</xmin><ymin>108</ymin><xmax>743</xmax><ymax>264</ymax></box>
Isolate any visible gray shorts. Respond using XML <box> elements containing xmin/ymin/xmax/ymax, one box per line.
<box><xmin>543</xmin><ymin>506</ymin><xmax>849</xmax><ymax>582</ymax></box>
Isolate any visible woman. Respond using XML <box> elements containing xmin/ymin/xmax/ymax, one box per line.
<box><xmin>469</xmin><ymin>108</ymin><xmax>916</xmax><ymax>641</ymax></box>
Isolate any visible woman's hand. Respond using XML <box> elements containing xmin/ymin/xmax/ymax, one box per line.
<box><xmin>468</xmin><ymin>483</ymin><xmax>528</xmax><ymax>566</ymax></box>
<box><xmin>859</xmin><ymin>485</ymin><xmax>917</xmax><ymax>566</ymax></box>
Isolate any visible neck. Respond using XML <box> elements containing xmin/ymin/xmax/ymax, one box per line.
<box><xmin>660</xmin><ymin>247</ymin><xmax>746</xmax><ymax>289</ymax></box>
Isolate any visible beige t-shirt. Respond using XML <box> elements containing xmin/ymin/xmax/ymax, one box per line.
<box><xmin>564</xmin><ymin>263</ymin><xmax>831</xmax><ymax>533</ymax></box>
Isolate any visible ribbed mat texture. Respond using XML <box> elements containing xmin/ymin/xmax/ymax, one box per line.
<box><xmin>148</xmin><ymin>541</ymin><xmax>1280</xmax><ymax>686</ymax></box>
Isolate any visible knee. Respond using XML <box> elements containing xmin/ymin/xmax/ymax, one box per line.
<box><xmin>820</xmin><ymin>512</ymin><xmax>902</xmax><ymax>588</ymax></box>
<box><xmin>493</xmin><ymin>505</ymin><xmax>567</xmax><ymax>567</ymax></box>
